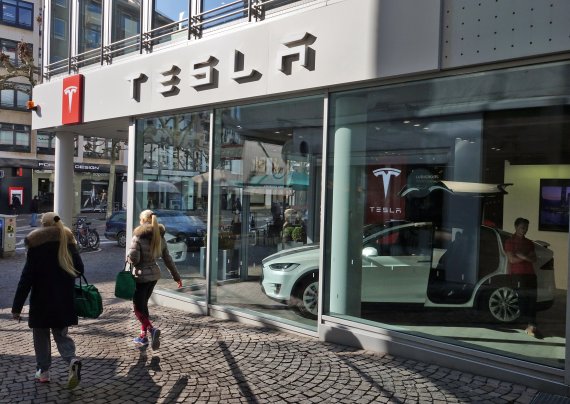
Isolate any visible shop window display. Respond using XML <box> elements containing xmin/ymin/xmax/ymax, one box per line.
<box><xmin>324</xmin><ymin>63</ymin><xmax>570</xmax><ymax>368</ymax></box>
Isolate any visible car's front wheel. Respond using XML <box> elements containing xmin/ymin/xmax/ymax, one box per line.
<box><xmin>486</xmin><ymin>286</ymin><xmax>521</xmax><ymax>322</ymax></box>
<box><xmin>292</xmin><ymin>275</ymin><xmax>319</xmax><ymax>320</ymax></box>
<box><xmin>118</xmin><ymin>231</ymin><xmax>126</xmax><ymax>248</ymax></box>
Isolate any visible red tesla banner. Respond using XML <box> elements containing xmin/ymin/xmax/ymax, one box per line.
<box><xmin>366</xmin><ymin>165</ymin><xmax>407</xmax><ymax>224</ymax></box>
<box><xmin>62</xmin><ymin>74</ymin><xmax>84</xmax><ymax>125</ymax></box>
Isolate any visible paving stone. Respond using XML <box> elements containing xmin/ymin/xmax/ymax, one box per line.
<box><xmin>0</xmin><ymin>265</ymin><xmax>552</xmax><ymax>404</ymax></box>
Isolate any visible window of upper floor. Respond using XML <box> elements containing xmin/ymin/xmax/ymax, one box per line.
<box><xmin>0</xmin><ymin>0</ymin><xmax>34</xmax><ymax>30</ymax></box>
<box><xmin>0</xmin><ymin>122</ymin><xmax>30</xmax><ymax>152</ymax></box>
<box><xmin>1</xmin><ymin>38</ymin><xmax>33</xmax><ymax>66</ymax></box>
<box><xmin>44</xmin><ymin>0</ymin><xmax>313</xmax><ymax>77</ymax></box>
<box><xmin>0</xmin><ymin>85</ymin><xmax>31</xmax><ymax>109</ymax></box>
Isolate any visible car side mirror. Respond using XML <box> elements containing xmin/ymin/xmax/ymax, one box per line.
<box><xmin>362</xmin><ymin>247</ymin><xmax>378</xmax><ymax>257</ymax></box>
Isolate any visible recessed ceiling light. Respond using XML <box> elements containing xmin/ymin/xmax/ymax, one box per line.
<box><xmin>403</xmin><ymin>120</ymin><xmax>411</xmax><ymax>124</ymax></box>
<box><xmin>413</xmin><ymin>124</ymin><xmax>420</xmax><ymax>127</ymax></box>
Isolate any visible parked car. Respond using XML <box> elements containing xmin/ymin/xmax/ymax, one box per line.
<box><xmin>152</xmin><ymin>209</ymin><xmax>206</xmax><ymax>250</ymax></box>
<box><xmin>261</xmin><ymin>222</ymin><xmax>555</xmax><ymax>321</ymax></box>
<box><xmin>104</xmin><ymin>210</ymin><xmax>188</xmax><ymax>262</ymax></box>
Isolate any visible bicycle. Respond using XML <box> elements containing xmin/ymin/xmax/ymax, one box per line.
<box><xmin>73</xmin><ymin>216</ymin><xmax>100</xmax><ymax>252</ymax></box>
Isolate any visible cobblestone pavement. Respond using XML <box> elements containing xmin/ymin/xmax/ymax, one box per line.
<box><xmin>0</xmin><ymin>279</ymin><xmax>541</xmax><ymax>404</ymax></box>
<box><xmin>0</xmin><ymin>214</ymin><xmax>557</xmax><ymax>403</ymax></box>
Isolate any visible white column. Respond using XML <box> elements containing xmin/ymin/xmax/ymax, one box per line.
<box><xmin>126</xmin><ymin>119</ymin><xmax>136</xmax><ymax>250</ymax></box>
<box><xmin>329</xmin><ymin>96</ymin><xmax>367</xmax><ymax>317</ymax></box>
<box><xmin>54</xmin><ymin>132</ymin><xmax>75</xmax><ymax>227</ymax></box>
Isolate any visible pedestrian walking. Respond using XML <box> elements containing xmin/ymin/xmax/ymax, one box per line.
<box><xmin>11</xmin><ymin>212</ymin><xmax>84</xmax><ymax>389</ymax></box>
<box><xmin>30</xmin><ymin>195</ymin><xmax>40</xmax><ymax>227</ymax></box>
<box><xmin>11</xmin><ymin>194</ymin><xmax>21</xmax><ymax>215</ymax></box>
<box><xmin>127</xmin><ymin>209</ymin><xmax>182</xmax><ymax>349</ymax></box>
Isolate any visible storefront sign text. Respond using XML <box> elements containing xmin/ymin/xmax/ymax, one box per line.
<box><xmin>128</xmin><ymin>32</ymin><xmax>316</xmax><ymax>102</ymax></box>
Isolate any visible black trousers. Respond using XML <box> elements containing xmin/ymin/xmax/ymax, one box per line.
<box><xmin>514</xmin><ymin>274</ymin><xmax>537</xmax><ymax>325</ymax></box>
<box><xmin>133</xmin><ymin>280</ymin><xmax>157</xmax><ymax>331</ymax></box>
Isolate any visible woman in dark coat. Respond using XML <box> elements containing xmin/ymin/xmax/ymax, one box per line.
<box><xmin>12</xmin><ymin>212</ymin><xmax>84</xmax><ymax>389</ymax></box>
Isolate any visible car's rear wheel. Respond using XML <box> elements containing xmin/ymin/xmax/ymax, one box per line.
<box><xmin>486</xmin><ymin>286</ymin><xmax>521</xmax><ymax>322</ymax></box>
<box><xmin>118</xmin><ymin>231</ymin><xmax>126</xmax><ymax>248</ymax></box>
<box><xmin>292</xmin><ymin>275</ymin><xmax>318</xmax><ymax>320</ymax></box>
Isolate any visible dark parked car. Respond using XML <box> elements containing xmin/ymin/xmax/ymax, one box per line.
<box><xmin>104</xmin><ymin>210</ymin><xmax>206</xmax><ymax>252</ymax></box>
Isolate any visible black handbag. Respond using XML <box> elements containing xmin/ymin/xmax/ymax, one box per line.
<box><xmin>115</xmin><ymin>262</ymin><xmax>136</xmax><ymax>300</ymax></box>
<box><xmin>74</xmin><ymin>274</ymin><xmax>103</xmax><ymax>319</ymax></box>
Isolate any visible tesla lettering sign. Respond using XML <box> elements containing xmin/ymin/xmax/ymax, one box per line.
<box><xmin>62</xmin><ymin>74</ymin><xmax>84</xmax><ymax>125</ymax></box>
<box><xmin>128</xmin><ymin>32</ymin><xmax>316</xmax><ymax>101</ymax></box>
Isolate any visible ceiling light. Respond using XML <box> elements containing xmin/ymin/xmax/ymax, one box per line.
<box><xmin>413</xmin><ymin>124</ymin><xmax>420</xmax><ymax>127</ymax></box>
<box><xmin>403</xmin><ymin>120</ymin><xmax>410</xmax><ymax>124</ymax></box>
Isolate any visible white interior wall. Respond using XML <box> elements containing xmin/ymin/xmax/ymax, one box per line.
<box><xmin>503</xmin><ymin>161</ymin><xmax>570</xmax><ymax>290</ymax></box>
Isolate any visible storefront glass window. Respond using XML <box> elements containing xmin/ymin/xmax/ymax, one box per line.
<box><xmin>135</xmin><ymin>111</ymin><xmax>211</xmax><ymax>299</ymax></box>
<box><xmin>210</xmin><ymin>96</ymin><xmax>323</xmax><ymax>330</ymax></box>
<box><xmin>325</xmin><ymin>62</ymin><xmax>570</xmax><ymax>368</ymax></box>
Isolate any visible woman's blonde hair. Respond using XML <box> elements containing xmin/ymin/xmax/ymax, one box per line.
<box><xmin>41</xmin><ymin>212</ymin><xmax>78</xmax><ymax>277</ymax></box>
<box><xmin>140</xmin><ymin>209</ymin><xmax>162</xmax><ymax>258</ymax></box>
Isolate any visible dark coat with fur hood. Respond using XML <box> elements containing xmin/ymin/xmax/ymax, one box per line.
<box><xmin>12</xmin><ymin>226</ymin><xmax>84</xmax><ymax>328</ymax></box>
<box><xmin>128</xmin><ymin>223</ymin><xmax>181</xmax><ymax>283</ymax></box>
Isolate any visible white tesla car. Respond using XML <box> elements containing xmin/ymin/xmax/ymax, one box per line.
<box><xmin>261</xmin><ymin>222</ymin><xmax>555</xmax><ymax>321</ymax></box>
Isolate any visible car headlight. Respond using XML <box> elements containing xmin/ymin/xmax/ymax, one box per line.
<box><xmin>268</xmin><ymin>263</ymin><xmax>299</xmax><ymax>272</ymax></box>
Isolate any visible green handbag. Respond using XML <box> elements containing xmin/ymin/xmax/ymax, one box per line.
<box><xmin>74</xmin><ymin>274</ymin><xmax>103</xmax><ymax>319</ymax></box>
<box><xmin>115</xmin><ymin>262</ymin><xmax>136</xmax><ymax>299</ymax></box>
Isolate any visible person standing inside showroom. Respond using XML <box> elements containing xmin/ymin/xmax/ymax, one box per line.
<box><xmin>504</xmin><ymin>217</ymin><xmax>538</xmax><ymax>337</ymax></box>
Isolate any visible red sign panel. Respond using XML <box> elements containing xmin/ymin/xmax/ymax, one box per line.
<box><xmin>366</xmin><ymin>165</ymin><xmax>407</xmax><ymax>224</ymax></box>
<box><xmin>62</xmin><ymin>74</ymin><xmax>84</xmax><ymax>125</ymax></box>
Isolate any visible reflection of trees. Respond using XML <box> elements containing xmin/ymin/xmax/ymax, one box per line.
<box><xmin>84</xmin><ymin>137</ymin><xmax>127</xmax><ymax>218</ymax></box>
<box><xmin>142</xmin><ymin>113</ymin><xmax>209</xmax><ymax>172</ymax></box>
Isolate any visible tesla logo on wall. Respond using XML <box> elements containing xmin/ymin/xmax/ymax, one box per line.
<box><xmin>62</xmin><ymin>74</ymin><xmax>84</xmax><ymax>125</ymax></box>
<box><xmin>373</xmin><ymin>168</ymin><xmax>401</xmax><ymax>198</ymax></box>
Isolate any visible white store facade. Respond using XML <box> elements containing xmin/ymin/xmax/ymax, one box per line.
<box><xmin>33</xmin><ymin>0</ymin><xmax>570</xmax><ymax>394</ymax></box>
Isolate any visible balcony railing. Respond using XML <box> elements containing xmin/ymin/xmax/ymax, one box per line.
<box><xmin>44</xmin><ymin>0</ymin><xmax>317</xmax><ymax>79</ymax></box>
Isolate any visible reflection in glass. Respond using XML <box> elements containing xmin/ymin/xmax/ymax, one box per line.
<box><xmin>111</xmin><ymin>0</ymin><xmax>140</xmax><ymax>56</ymax></box>
<box><xmin>135</xmin><ymin>112</ymin><xmax>211</xmax><ymax>300</ymax></box>
<box><xmin>78</xmin><ymin>0</ymin><xmax>102</xmax><ymax>61</ymax></box>
<box><xmin>152</xmin><ymin>0</ymin><xmax>188</xmax><ymax>45</ymax></box>
<box><xmin>50</xmin><ymin>0</ymin><xmax>69</xmax><ymax>63</ymax></box>
<box><xmin>325</xmin><ymin>63</ymin><xmax>570</xmax><ymax>368</ymax></box>
<box><xmin>210</xmin><ymin>96</ymin><xmax>323</xmax><ymax>331</ymax></box>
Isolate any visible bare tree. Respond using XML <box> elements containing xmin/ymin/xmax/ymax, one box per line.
<box><xmin>0</xmin><ymin>41</ymin><xmax>37</xmax><ymax>94</ymax></box>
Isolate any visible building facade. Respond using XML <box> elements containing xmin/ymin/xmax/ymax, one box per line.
<box><xmin>0</xmin><ymin>0</ymin><xmax>127</xmax><ymax>215</ymax></box>
<box><xmin>32</xmin><ymin>0</ymin><xmax>570</xmax><ymax>394</ymax></box>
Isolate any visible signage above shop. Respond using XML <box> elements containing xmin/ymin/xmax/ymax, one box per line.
<box><xmin>128</xmin><ymin>32</ymin><xmax>317</xmax><ymax>102</ymax></box>
<box><xmin>62</xmin><ymin>74</ymin><xmax>84</xmax><ymax>125</ymax></box>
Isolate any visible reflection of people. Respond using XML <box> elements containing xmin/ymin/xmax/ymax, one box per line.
<box><xmin>11</xmin><ymin>212</ymin><xmax>84</xmax><ymax>388</ymax></box>
<box><xmin>128</xmin><ymin>210</ymin><xmax>182</xmax><ymax>349</ymax></box>
<box><xmin>147</xmin><ymin>195</ymin><xmax>156</xmax><ymax>209</ymax></box>
<box><xmin>30</xmin><ymin>195</ymin><xmax>39</xmax><ymax>227</ymax></box>
<box><xmin>504</xmin><ymin>217</ymin><xmax>538</xmax><ymax>337</ymax></box>
<box><xmin>11</xmin><ymin>194</ymin><xmax>21</xmax><ymax>214</ymax></box>
<box><xmin>83</xmin><ymin>185</ymin><xmax>97</xmax><ymax>208</ymax></box>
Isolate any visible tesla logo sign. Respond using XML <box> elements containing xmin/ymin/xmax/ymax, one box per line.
<box><xmin>373</xmin><ymin>168</ymin><xmax>401</xmax><ymax>198</ymax></box>
<box><xmin>62</xmin><ymin>75</ymin><xmax>84</xmax><ymax>125</ymax></box>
